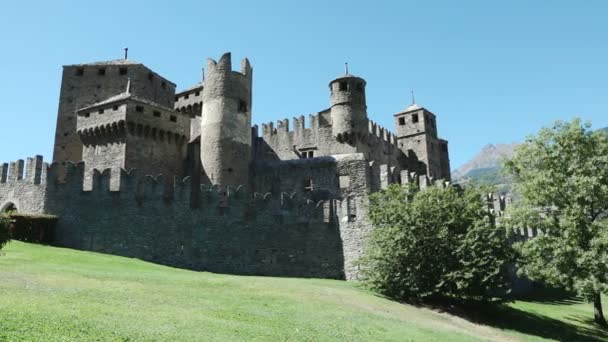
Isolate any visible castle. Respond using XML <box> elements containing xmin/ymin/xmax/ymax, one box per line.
<box><xmin>0</xmin><ymin>53</ymin><xmax>461</xmax><ymax>280</ymax></box>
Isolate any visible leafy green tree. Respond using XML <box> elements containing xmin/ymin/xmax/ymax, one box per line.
<box><xmin>361</xmin><ymin>184</ymin><xmax>513</xmax><ymax>301</ymax></box>
<box><xmin>503</xmin><ymin>118</ymin><xmax>608</xmax><ymax>326</ymax></box>
<box><xmin>0</xmin><ymin>214</ymin><xmax>12</xmax><ymax>250</ymax></box>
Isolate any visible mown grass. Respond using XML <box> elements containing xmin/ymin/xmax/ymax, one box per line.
<box><xmin>0</xmin><ymin>241</ymin><xmax>605</xmax><ymax>341</ymax></box>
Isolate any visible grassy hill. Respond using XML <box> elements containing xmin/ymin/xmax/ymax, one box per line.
<box><xmin>0</xmin><ymin>242</ymin><xmax>606</xmax><ymax>341</ymax></box>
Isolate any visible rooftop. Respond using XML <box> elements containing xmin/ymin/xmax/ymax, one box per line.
<box><xmin>66</xmin><ymin>59</ymin><xmax>142</xmax><ymax>67</ymax></box>
<box><xmin>77</xmin><ymin>93</ymin><xmax>176</xmax><ymax>113</ymax></box>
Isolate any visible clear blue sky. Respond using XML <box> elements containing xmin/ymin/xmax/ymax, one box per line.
<box><xmin>1</xmin><ymin>0</ymin><xmax>606</xmax><ymax>169</ymax></box>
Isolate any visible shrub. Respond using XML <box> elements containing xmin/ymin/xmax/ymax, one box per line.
<box><xmin>361</xmin><ymin>184</ymin><xmax>514</xmax><ymax>301</ymax></box>
<box><xmin>0</xmin><ymin>214</ymin><xmax>12</xmax><ymax>250</ymax></box>
<box><xmin>8</xmin><ymin>213</ymin><xmax>57</xmax><ymax>244</ymax></box>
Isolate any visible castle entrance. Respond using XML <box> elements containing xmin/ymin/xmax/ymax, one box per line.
<box><xmin>0</xmin><ymin>202</ymin><xmax>17</xmax><ymax>213</ymax></box>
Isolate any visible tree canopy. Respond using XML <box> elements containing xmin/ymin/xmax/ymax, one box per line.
<box><xmin>503</xmin><ymin>118</ymin><xmax>608</xmax><ymax>326</ymax></box>
<box><xmin>361</xmin><ymin>184</ymin><xmax>513</xmax><ymax>301</ymax></box>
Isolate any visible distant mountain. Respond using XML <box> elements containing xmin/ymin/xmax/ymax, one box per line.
<box><xmin>452</xmin><ymin>143</ymin><xmax>518</xmax><ymax>180</ymax></box>
<box><xmin>452</xmin><ymin>127</ymin><xmax>607</xmax><ymax>191</ymax></box>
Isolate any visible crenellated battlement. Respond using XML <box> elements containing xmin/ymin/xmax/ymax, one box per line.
<box><xmin>1</xmin><ymin>156</ymin><xmax>336</xmax><ymax>223</ymax></box>
<box><xmin>0</xmin><ymin>156</ymin><xmax>45</xmax><ymax>185</ymax></box>
<box><xmin>261</xmin><ymin>113</ymin><xmax>322</xmax><ymax>138</ymax></box>
<box><xmin>368</xmin><ymin>120</ymin><xmax>398</xmax><ymax>148</ymax></box>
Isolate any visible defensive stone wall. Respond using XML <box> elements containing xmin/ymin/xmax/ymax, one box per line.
<box><xmin>0</xmin><ymin>156</ymin><xmax>47</xmax><ymax>213</ymax></box>
<box><xmin>0</xmin><ymin>155</ymin><xmax>511</xmax><ymax>281</ymax></box>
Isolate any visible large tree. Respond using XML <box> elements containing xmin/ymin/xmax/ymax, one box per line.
<box><xmin>361</xmin><ymin>184</ymin><xmax>513</xmax><ymax>301</ymax></box>
<box><xmin>504</xmin><ymin>118</ymin><xmax>608</xmax><ymax>326</ymax></box>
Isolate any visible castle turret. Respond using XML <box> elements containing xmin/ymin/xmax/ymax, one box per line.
<box><xmin>200</xmin><ymin>53</ymin><xmax>253</xmax><ymax>187</ymax></box>
<box><xmin>329</xmin><ymin>74</ymin><xmax>368</xmax><ymax>144</ymax></box>
<box><xmin>394</xmin><ymin>102</ymin><xmax>451</xmax><ymax>180</ymax></box>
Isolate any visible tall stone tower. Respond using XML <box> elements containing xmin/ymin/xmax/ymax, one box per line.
<box><xmin>53</xmin><ymin>60</ymin><xmax>176</xmax><ymax>165</ymax></box>
<box><xmin>200</xmin><ymin>53</ymin><xmax>253</xmax><ymax>186</ymax></box>
<box><xmin>329</xmin><ymin>74</ymin><xmax>368</xmax><ymax>144</ymax></box>
<box><xmin>394</xmin><ymin>103</ymin><xmax>450</xmax><ymax>180</ymax></box>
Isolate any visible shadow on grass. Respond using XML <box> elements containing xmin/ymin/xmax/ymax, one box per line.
<box><xmin>420</xmin><ymin>294</ymin><xmax>607</xmax><ymax>342</ymax></box>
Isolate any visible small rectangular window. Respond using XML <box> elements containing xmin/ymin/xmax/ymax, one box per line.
<box><xmin>113</xmin><ymin>105</ymin><xmax>119</xmax><ymax>111</ymax></box>
<box><xmin>84</xmin><ymin>113</ymin><xmax>90</xmax><ymax>118</ymax></box>
<box><xmin>98</xmin><ymin>108</ymin><xmax>104</xmax><ymax>114</ymax></box>
<box><xmin>98</xmin><ymin>68</ymin><xmax>106</xmax><ymax>76</ymax></box>
<box><xmin>175</xmin><ymin>96</ymin><xmax>179</xmax><ymax>102</ymax></box>
<box><xmin>339</xmin><ymin>176</ymin><xmax>350</xmax><ymax>189</ymax></box>
<box><xmin>119</xmin><ymin>67</ymin><xmax>128</xmax><ymax>75</ymax></box>
<box><xmin>153</xmin><ymin>111</ymin><xmax>161</xmax><ymax>117</ymax></box>
<box><xmin>238</xmin><ymin>100</ymin><xmax>248</xmax><ymax>113</ymax></box>
<box><xmin>339</xmin><ymin>81</ymin><xmax>348</xmax><ymax>91</ymax></box>
<box><xmin>195</xmin><ymin>91</ymin><xmax>200</xmax><ymax>96</ymax></box>
<box><xmin>135</xmin><ymin>105</ymin><xmax>144</xmax><ymax>113</ymax></box>
<box><xmin>184</xmin><ymin>94</ymin><xmax>189</xmax><ymax>99</ymax></box>
<box><xmin>75</xmin><ymin>68</ymin><xmax>84</xmax><ymax>76</ymax></box>
<box><xmin>170</xmin><ymin>115</ymin><xmax>177</xmax><ymax>122</ymax></box>
<box><xmin>148</xmin><ymin>73</ymin><xmax>154</xmax><ymax>81</ymax></box>
<box><xmin>398</xmin><ymin>117</ymin><xmax>405</xmax><ymax>126</ymax></box>
<box><xmin>412</xmin><ymin>114</ymin><xmax>419</xmax><ymax>123</ymax></box>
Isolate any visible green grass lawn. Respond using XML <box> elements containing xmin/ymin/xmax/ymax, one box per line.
<box><xmin>0</xmin><ymin>241</ymin><xmax>606</xmax><ymax>341</ymax></box>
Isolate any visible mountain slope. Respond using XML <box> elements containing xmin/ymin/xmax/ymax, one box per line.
<box><xmin>0</xmin><ymin>241</ymin><xmax>605</xmax><ymax>341</ymax></box>
<box><xmin>452</xmin><ymin>143</ymin><xmax>518</xmax><ymax>180</ymax></box>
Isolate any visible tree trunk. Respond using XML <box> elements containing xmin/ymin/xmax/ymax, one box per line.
<box><xmin>594</xmin><ymin>292</ymin><xmax>607</xmax><ymax>327</ymax></box>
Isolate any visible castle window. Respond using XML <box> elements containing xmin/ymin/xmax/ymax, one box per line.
<box><xmin>148</xmin><ymin>73</ymin><xmax>154</xmax><ymax>81</ymax></box>
<box><xmin>347</xmin><ymin>197</ymin><xmax>356</xmax><ymax>222</ymax></box>
<box><xmin>75</xmin><ymin>68</ymin><xmax>84</xmax><ymax>76</ymax></box>
<box><xmin>135</xmin><ymin>105</ymin><xmax>144</xmax><ymax>113</ymax></box>
<box><xmin>113</xmin><ymin>105</ymin><xmax>119</xmax><ymax>111</ymax></box>
<box><xmin>398</xmin><ymin>117</ymin><xmax>405</xmax><ymax>126</ymax></box>
<box><xmin>161</xmin><ymin>81</ymin><xmax>167</xmax><ymax>89</ymax></box>
<box><xmin>98</xmin><ymin>108</ymin><xmax>104</xmax><ymax>114</ymax></box>
<box><xmin>238</xmin><ymin>100</ymin><xmax>248</xmax><ymax>113</ymax></box>
<box><xmin>175</xmin><ymin>96</ymin><xmax>179</xmax><ymax>102</ymax></box>
<box><xmin>195</xmin><ymin>91</ymin><xmax>200</xmax><ymax>96</ymax></box>
<box><xmin>412</xmin><ymin>114</ymin><xmax>419</xmax><ymax>123</ymax></box>
<box><xmin>339</xmin><ymin>175</ymin><xmax>350</xmax><ymax>189</ymax></box>
<box><xmin>299</xmin><ymin>148</ymin><xmax>315</xmax><ymax>159</ymax></box>
<box><xmin>339</xmin><ymin>81</ymin><xmax>348</xmax><ymax>91</ymax></box>
<box><xmin>97</xmin><ymin>68</ymin><xmax>106</xmax><ymax>76</ymax></box>
<box><xmin>84</xmin><ymin>113</ymin><xmax>90</xmax><ymax>118</ymax></box>
<box><xmin>169</xmin><ymin>115</ymin><xmax>177</xmax><ymax>122</ymax></box>
<box><xmin>153</xmin><ymin>111</ymin><xmax>161</xmax><ymax>117</ymax></box>
<box><xmin>119</xmin><ymin>67</ymin><xmax>128</xmax><ymax>75</ymax></box>
<box><xmin>185</xmin><ymin>94</ymin><xmax>189</xmax><ymax>99</ymax></box>
<box><xmin>304</xmin><ymin>179</ymin><xmax>314</xmax><ymax>192</ymax></box>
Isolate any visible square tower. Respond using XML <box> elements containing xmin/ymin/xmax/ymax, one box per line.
<box><xmin>394</xmin><ymin>104</ymin><xmax>450</xmax><ymax>180</ymax></box>
<box><xmin>53</xmin><ymin>60</ymin><xmax>177</xmax><ymax>165</ymax></box>
<box><xmin>76</xmin><ymin>92</ymin><xmax>190</xmax><ymax>188</ymax></box>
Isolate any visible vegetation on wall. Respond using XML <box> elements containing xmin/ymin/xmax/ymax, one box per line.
<box><xmin>503</xmin><ymin>118</ymin><xmax>608</xmax><ymax>326</ymax></box>
<box><xmin>8</xmin><ymin>213</ymin><xmax>58</xmax><ymax>244</ymax></box>
<box><xmin>0</xmin><ymin>214</ymin><xmax>12</xmax><ymax>250</ymax></box>
<box><xmin>361</xmin><ymin>184</ymin><xmax>514</xmax><ymax>301</ymax></box>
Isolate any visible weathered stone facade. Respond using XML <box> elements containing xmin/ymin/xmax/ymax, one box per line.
<box><xmin>2</xmin><ymin>52</ymin><xmax>455</xmax><ymax>280</ymax></box>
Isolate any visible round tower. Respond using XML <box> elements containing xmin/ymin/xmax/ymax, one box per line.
<box><xmin>201</xmin><ymin>52</ymin><xmax>253</xmax><ymax>187</ymax></box>
<box><xmin>329</xmin><ymin>74</ymin><xmax>368</xmax><ymax>144</ymax></box>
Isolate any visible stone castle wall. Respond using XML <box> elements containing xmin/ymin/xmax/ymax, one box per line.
<box><xmin>1</xmin><ymin>156</ymin><xmax>376</xmax><ymax>280</ymax></box>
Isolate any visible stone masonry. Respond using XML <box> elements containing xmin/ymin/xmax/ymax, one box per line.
<box><xmin>1</xmin><ymin>52</ymin><xmax>456</xmax><ymax>280</ymax></box>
